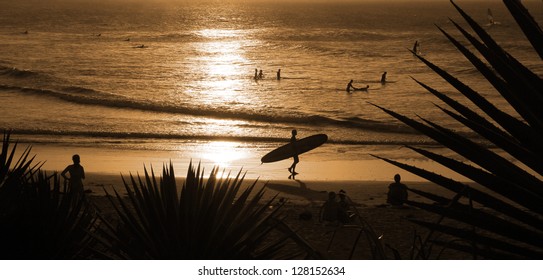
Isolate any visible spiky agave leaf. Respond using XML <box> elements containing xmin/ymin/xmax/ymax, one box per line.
<box><xmin>104</xmin><ymin>162</ymin><xmax>319</xmax><ymax>259</ymax></box>
<box><xmin>374</xmin><ymin>0</ymin><xmax>543</xmax><ymax>259</ymax></box>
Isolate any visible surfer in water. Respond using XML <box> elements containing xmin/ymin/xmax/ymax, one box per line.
<box><xmin>346</xmin><ymin>80</ymin><xmax>368</xmax><ymax>92</ymax></box>
<box><xmin>346</xmin><ymin>80</ymin><xmax>356</xmax><ymax>92</ymax></box>
<box><xmin>380</xmin><ymin>72</ymin><xmax>387</xmax><ymax>84</ymax></box>
<box><xmin>277</xmin><ymin>69</ymin><xmax>281</xmax><ymax>80</ymax></box>
<box><xmin>288</xmin><ymin>129</ymin><xmax>299</xmax><ymax>175</ymax></box>
<box><xmin>258</xmin><ymin>69</ymin><xmax>264</xmax><ymax>79</ymax></box>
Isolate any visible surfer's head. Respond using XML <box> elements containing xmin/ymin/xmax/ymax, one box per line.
<box><xmin>291</xmin><ymin>129</ymin><xmax>297</xmax><ymax>136</ymax></box>
<box><xmin>72</xmin><ymin>154</ymin><xmax>81</xmax><ymax>164</ymax></box>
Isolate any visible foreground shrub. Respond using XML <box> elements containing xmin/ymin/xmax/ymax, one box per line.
<box><xmin>374</xmin><ymin>0</ymin><xmax>543</xmax><ymax>259</ymax></box>
<box><xmin>102</xmin><ymin>162</ymin><xmax>319</xmax><ymax>259</ymax></box>
<box><xmin>0</xmin><ymin>132</ymin><xmax>100</xmax><ymax>259</ymax></box>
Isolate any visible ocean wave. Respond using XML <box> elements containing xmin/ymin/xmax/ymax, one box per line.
<box><xmin>289</xmin><ymin>43</ymin><xmax>393</xmax><ymax>59</ymax></box>
<box><xmin>0</xmin><ymin>65</ymin><xmax>39</xmax><ymax>78</ymax></box>
<box><xmin>7</xmin><ymin>128</ymin><xmax>435</xmax><ymax>147</ymax></box>
<box><xmin>1</xmin><ymin>84</ymin><xmax>417</xmax><ymax>135</ymax></box>
<box><xmin>273</xmin><ymin>29</ymin><xmax>392</xmax><ymax>42</ymax></box>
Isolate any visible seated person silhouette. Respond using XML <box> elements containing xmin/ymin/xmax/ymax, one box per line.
<box><xmin>337</xmin><ymin>190</ymin><xmax>352</xmax><ymax>223</ymax></box>
<box><xmin>387</xmin><ymin>174</ymin><xmax>408</xmax><ymax>207</ymax></box>
<box><xmin>320</xmin><ymin>191</ymin><xmax>340</xmax><ymax>225</ymax></box>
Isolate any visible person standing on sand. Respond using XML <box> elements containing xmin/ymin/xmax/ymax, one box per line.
<box><xmin>288</xmin><ymin>129</ymin><xmax>299</xmax><ymax>175</ymax></box>
<box><xmin>387</xmin><ymin>174</ymin><xmax>408</xmax><ymax>206</ymax></box>
<box><xmin>61</xmin><ymin>154</ymin><xmax>85</xmax><ymax>193</ymax></box>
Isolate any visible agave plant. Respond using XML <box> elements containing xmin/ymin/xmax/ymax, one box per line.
<box><xmin>0</xmin><ymin>131</ymin><xmax>101</xmax><ymax>259</ymax></box>
<box><xmin>372</xmin><ymin>0</ymin><xmax>543</xmax><ymax>259</ymax></box>
<box><xmin>101</xmin><ymin>162</ymin><xmax>319</xmax><ymax>259</ymax></box>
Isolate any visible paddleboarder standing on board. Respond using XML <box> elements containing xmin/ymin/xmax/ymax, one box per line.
<box><xmin>288</xmin><ymin>129</ymin><xmax>299</xmax><ymax>175</ymax></box>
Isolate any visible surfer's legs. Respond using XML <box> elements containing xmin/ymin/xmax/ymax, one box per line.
<box><xmin>289</xmin><ymin>155</ymin><xmax>299</xmax><ymax>173</ymax></box>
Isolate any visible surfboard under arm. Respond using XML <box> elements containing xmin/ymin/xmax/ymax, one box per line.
<box><xmin>261</xmin><ymin>134</ymin><xmax>328</xmax><ymax>163</ymax></box>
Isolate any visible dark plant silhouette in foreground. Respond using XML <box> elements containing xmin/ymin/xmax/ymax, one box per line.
<box><xmin>100</xmin><ymin>162</ymin><xmax>320</xmax><ymax>259</ymax></box>
<box><xmin>373</xmin><ymin>0</ymin><xmax>543</xmax><ymax>259</ymax></box>
<box><xmin>0</xmin><ymin>132</ymin><xmax>100</xmax><ymax>259</ymax></box>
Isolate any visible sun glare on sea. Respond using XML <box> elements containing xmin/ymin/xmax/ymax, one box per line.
<box><xmin>199</xmin><ymin>141</ymin><xmax>247</xmax><ymax>173</ymax></box>
<box><xmin>188</xmin><ymin>29</ymin><xmax>252</xmax><ymax>103</ymax></box>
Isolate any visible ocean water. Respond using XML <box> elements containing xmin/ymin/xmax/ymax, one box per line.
<box><xmin>1</xmin><ymin>0</ymin><xmax>542</xmax><ymax>163</ymax></box>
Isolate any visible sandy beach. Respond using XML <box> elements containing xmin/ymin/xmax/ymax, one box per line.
<box><xmin>18</xmin><ymin>140</ymin><xmax>470</xmax><ymax>259</ymax></box>
<box><xmin>84</xmin><ymin>172</ymin><xmax>468</xmax><ymax>259</ymax></box>
<box><xmin>41</xmin><ymin>142</ymin><xmax>467</xmax><ymax>261</ymax></box>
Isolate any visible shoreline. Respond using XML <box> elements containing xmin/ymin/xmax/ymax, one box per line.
<box><xmin>26</xmin><ymin>141</ymin><xmax>470</xmax><ymax>183</ymax></box>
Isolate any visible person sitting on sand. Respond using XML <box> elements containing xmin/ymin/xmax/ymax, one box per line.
<box><xmin>61</xmin><ymin>154</ymin><xmax>85</xmax><ymax>193</ymax></box>
<box><xmin>380</xmin><ymin>71</ymin><xmax>387</xmax><ymax>84</ymax></box>
<box><xmin>387</xmin><ymin>174</ymin><xmax>408</xmax><ymax>207</ymax></box>
<box><xmin>320</xmin><ymin>191</ymin><xmax>340</xmax><ymax>224</ymax></box>
<box><xmin>288</xmin><ymin>129</ymin><xmax>299</xmax><ymax>175</ymax></box>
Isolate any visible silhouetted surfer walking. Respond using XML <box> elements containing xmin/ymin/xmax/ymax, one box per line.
<box><xmin>288</xmin><ymin>129</ymin><xmax>299</xmax><ymax>175</ymax></box>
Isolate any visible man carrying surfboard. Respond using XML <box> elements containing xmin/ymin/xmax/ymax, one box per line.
<box><xmin>288</xmin><ymin>129</ymin><xmax>299</xmax><ymax>175</ymax></box>
<box><xmin>260</xmin><ymin>132</ymin><xmax>328</xmax><ymax>177</ymax></box>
